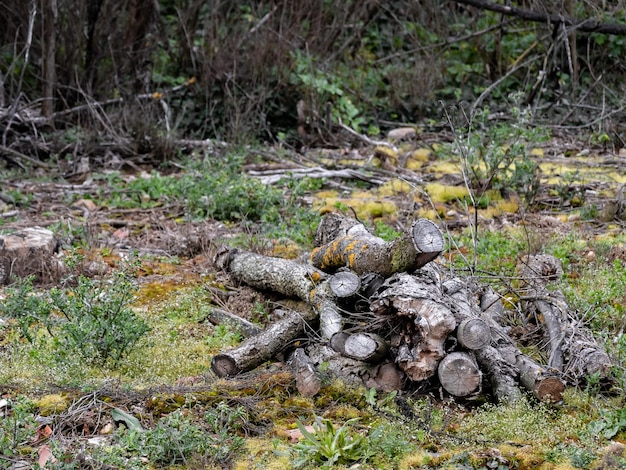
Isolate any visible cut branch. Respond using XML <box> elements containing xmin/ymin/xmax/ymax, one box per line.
<box><xmin>211</xmin><ymin>308</ymin><xmax>317</xmax><ymax>377</ymax></box>
<box><xmin>310</xmin><ymin>215</ymin><xmax>444</xmax><ymax>276</ymax></box>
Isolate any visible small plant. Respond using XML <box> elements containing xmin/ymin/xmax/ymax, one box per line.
<box><xmin>113</xmin><ymin>403</ymin><xmax>246</xmax><ymax>467</ymax></box>
<box><xmin>50</xmin><ymin>266</ymin><xmax>150</xmax><ymax>366</ymax></box>
<box><xmin>0</xmin><ymin>255</ymin><xmax>149</xmax><ymax>367</ymax></box>
<box><xmin>0</xmin><ymin>397</ymin><xmax>38</xmax><ymax>463</ymax></box>
<box><xmin>588</xmin><ymin>407</ymin><xmax>626</xmax><ymax>439</ymax></box>
<box><xmin>206</xmin><ymin>323</ymin><xmax>242</xmax><ymax>350</ymax></box>
<box><xmin>0</xmin><ymin>275</ymin><xmax>54</xmax><ymax>342</ymax></box>
<box><xmin>287</xmin><ymin>415</ymin><xmax>370</xmax><ymax>469</ymax></box>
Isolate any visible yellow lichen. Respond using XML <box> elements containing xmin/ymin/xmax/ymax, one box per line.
<box><xmin>233</xmin><ymin>438</ymin><xmax>291</xmax><ymax>470</ymax></box>
<box><xmin>271</xmin><ymin>240</ymin><xmax>302</xmax><ymax>259</ymax></box>
<box><xmin>530</xmin><ymin>148</ymin><xmax>544</xmax><ymax>157</ymax></box>
<box><xmin>378</xmin><ymin>178</ymin><xmax>412</xmax><ymax>197</ymax></box>
<box><xmin>374</xmin><ymin>145</ymin><xmax>399</xmax><ymax>166</ymax></box>
<box><xmin>415</xmin><ymin>208</ymin><xmax>438</xmax><ymax>220</ymax></box>
<box><xmin>425</xmin><ymin>182</ymin><xmax>469</xmax><ymax>203</ymax></box>
<box><xmin>426</xmin><ymin>160</ymin><xmax>461</xmax><ymax>176</ymax></box>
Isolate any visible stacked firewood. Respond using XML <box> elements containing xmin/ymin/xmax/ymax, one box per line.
<box><xmin>211</xmin><ymin>213</ymin><xmax>611</xmax><ymax>402</ymax></box>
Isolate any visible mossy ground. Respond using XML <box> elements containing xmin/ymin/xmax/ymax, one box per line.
<box><xmin>1</xmin><ymin>142</ymin><xmax>626</xmax><ymax>469</ymax></box>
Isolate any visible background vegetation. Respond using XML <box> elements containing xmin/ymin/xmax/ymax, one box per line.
<box><xmin>2</xmin><ymin>0</ymin><xmax>626</xmax><ymax>151</ymax></box>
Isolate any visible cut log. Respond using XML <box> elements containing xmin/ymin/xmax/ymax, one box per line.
<box><xmin>457</xmin><ymin>318</ymin><xmax>492</xmax><ymax>350</ymax></box>
<box><xmin>449</xmin><ymin>278</ymin><xmax>563</xmax><ymax>402</ymax></box>
<box><xmin>310</xmin><ymin>215</ymin><xmax>444</xmax><ymax>276</ymax></box>
<box><xmin>305</xmin><ymin>343</ymin><xmax>404</xmax><ymax>391</ymax></box>
<box><xmin>0</xmin><ymin>227</ymin><xmax>60</xmax><ymax>284</ymax></box>
<box><xmin>220</xmin><ymin>249</ymin><xmax>325</xmax><ymax>300</ymax></box>
<box><xmin>499</xmin><ymin>345</ymin><xmax>565</xmax><ymax>403</ymax></box>
<box><xmin>473</xmin><ymin>345</ymin><xmax>523</xmax><ymax>403</ymax></box>
<box><xmin>329</xmin><ymin>271</ymin><xmax>361</xmax><ymax>298</ymax></box>
<box><xmin>333</xmin><ymin>332</ymin><xmax>390</xmax><ymax>363</ymax></box>
<box><xmin>370</xmin><ymin>272</ymin><xmax>456</xmax><ymax>381</ymax></box>
<box><xmin>211</xmin><ymin>308</ymin><xmax>317</xmax><ymax>377</ymax></box>
<box><xmin>289</xmin><ymin>348</ymin><xmax>321</xmax><ymax>397</ymax></box>
<box><xmin>437</xmin><ymin>351</ymin><xmax>482</xmax><ymax>397</ymax></box>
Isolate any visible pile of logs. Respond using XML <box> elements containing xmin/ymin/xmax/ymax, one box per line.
<box><xmin>211</xmin><ymin>213</ymin><xmax>612</xmax><ymax>402</ymax></box>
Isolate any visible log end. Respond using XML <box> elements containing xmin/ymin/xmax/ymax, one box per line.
<box><xmin>211</xmin><ymin>354</ymin><xmax>241</xmax><ymax>378</ymax></box>
<box><xmin>410</xmin><ymin>219</ymin><xmax>444</xmax><ymax>265</ymax></box>
<box><xmin>438</xmin><ymin>352</ymin><xmax>482</xmax><ymax>397</ymax></box>
<box><xmin>457</xmin><ymin>318</ymin><xmax>492</xmax><ymax>350</ymax></box>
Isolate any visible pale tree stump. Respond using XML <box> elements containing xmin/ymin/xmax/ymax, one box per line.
<box><xmin>0</xmin><ymin>227</ymin><xmax>59</xmax><ymax>284</ymax></box>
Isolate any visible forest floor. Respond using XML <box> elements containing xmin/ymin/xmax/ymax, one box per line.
<box><xmin>1</xmin><ymin>129</ymin><xmax>626</xmax><ymax>469</ymax></box>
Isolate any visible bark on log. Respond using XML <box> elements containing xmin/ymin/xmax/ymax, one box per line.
<box><xmin>476</xmin><ymin>287</ymin><xmax>566</xmax><ymax>403</ymax></box>
<box><xmin>450</xmin><ymin>278</ymin><xmax>564</xmax><ymax>402</ymax></box>
<box><xmin>370</xmin><ymin>271</ymin><xmax>456</xmax><ymax>381</ymax></box>
<box><xmin>220</xmin><ymin>249</ymin><xmax>325</xmax><ymax>300</ymax></box>
<box><xmin>448</xmin><ymin>282</ymin><xmax>523</xmax><ymax>402</ymax></box>
<box><xmin>211</xmin><ymin>308</ymin><xmax>317</xmax><ymax>377</ymax></box>
<box><xmin>289</xmin><ymin>348</ymin><xmax>321</xmax><ymax>397</ymax></box>
<box><xmin>474</xmin><ymin>345</ymin><xmax>523</xmax><ymax>403</ymax></box>
<box><xmin>438</xmin><ymin>351</ymin><xmax>482</xmax><ymax>397</ymax></box>
<box><xmin>498</xmin><ymin>345</ymin><xmax>565</xmax><ymax>403</ymax></box>
<box><xmin>310</xmin><ymin>215</ymin><xmax>444</xmax><ymax>276</ymax></box>
<box><xmin>306</xmin><ymin>344</ymin><xmax>404</xmax><ymax>391</ymax></box>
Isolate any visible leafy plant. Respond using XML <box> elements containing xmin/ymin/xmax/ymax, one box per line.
<box><xmin>288</xmin><ymin>415</ymin><xmax>370</xmax><ymax>469</ymax></box>
<box><xmin>290</xmin><ymin>50</ymin><xmax>365</xmax><ymax>132</ymax></box>
<box><xmin>114</xmin><ymin>403</ymin><xmax>246</xmax><ymax>467</ymax></box>
<box><xmin>0</xmin><ymin>256</ymin><xmax>149</xmax><ymax>366</ymax></box>
<box><xmin>448</xmin><ymin>104</ymin><xmax>545</xmax><ymax>207</ymax></box>
<box><xmin>50</xmin><ymin>264</ymin><xmax>150</xmax><ymax>366</ymax></box>
<box><xmin>0</xmin><ymin>276</ymin><xmax>54</xmax><ymax>342</ymax></box>
<box><xmin>0</xmin><ymin>397</ymin><xmax>38</xmax><ymax>466</ymax></box>
<box><xmin>206</xmin><ymin>323</ymin><xmax>242</xmax><ymax>350</ymax></box>
<box><xmin>589</xmin><ymin>407</ymin><xmax>626</xmax><ymax>439</ymax></box>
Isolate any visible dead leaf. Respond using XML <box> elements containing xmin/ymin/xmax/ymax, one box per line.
<box><xmin>112</xmin><ymin>228</ymin><xmax>130</xmax><ymax>240</ymax></box>
<box><xmin>38</xmin><ymin>444</ymin><xmax>57</xmax><ymax>468</ymax></box>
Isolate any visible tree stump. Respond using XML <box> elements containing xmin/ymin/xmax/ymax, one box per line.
<box><xmin>0</xmin><ymin>227</ymin><xmax>59</xmax><ymax>284</ymax></box>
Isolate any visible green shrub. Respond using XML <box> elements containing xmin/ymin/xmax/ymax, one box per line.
<box><xmin>0</xmin><ymin>257</ymin><xmax>149</xmax><ymax>367</ymax></box>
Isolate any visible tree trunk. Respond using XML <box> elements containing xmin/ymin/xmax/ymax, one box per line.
<box><xmin>41</xmin><ymin>0</ymin><xmax>57</xmax><ymax>118</ymax></box>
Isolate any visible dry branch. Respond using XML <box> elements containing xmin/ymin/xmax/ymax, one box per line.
<box><xmin>517</xmin><ymin>254</ymin><xmax>612</xmax><ymax>383</ymax></box>
<box><xmin>451</xmin><ymin>0</ymin><xmax>626</xmax><ymax>35</ymax></box>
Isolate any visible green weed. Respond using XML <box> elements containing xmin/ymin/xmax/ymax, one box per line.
<box><xmin>286</xmin><ymin>415</ymin><xmax>370</xmax><ymax>469</ymax></box>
